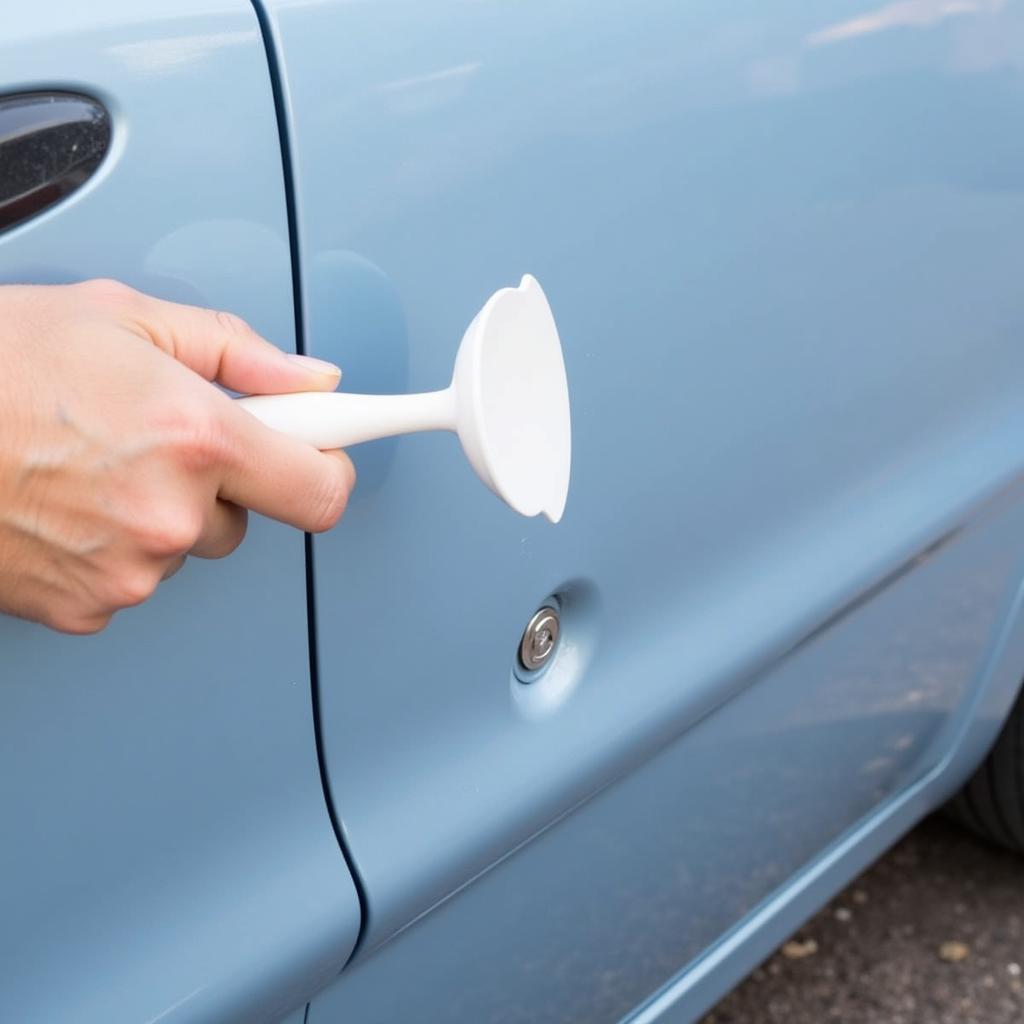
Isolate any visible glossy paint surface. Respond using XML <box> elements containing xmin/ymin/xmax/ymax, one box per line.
<box><xmin>262</xmin><ymin>0</ymin><xmax>1024</xmax><ymax>984</ymax></box>
<box><xmin>0</xmin><ymin>3</ymin><xmax>359</xmax><ymax>1021</ymax></box>
<box><xmin>306</xmin><ymin>487</ymin><xmax>1024</xmax><ymax>1023</ymax></box>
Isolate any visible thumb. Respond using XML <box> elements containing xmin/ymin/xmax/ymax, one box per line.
<box><xmin>125</xmin><ymin>291</ymin><xmax>341</xmax><ymax>395</ymax></box>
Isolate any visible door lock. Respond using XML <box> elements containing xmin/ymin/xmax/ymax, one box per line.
<box><xmin>519</xmin><ymin>606</ymin><xmax>560</xmax><ymax>671</ymax></box>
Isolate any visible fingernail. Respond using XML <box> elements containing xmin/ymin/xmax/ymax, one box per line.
<box><xmin>287</xmin><ymin>353</ymin><xmax>342</xmax><ymax>378</ymax></box>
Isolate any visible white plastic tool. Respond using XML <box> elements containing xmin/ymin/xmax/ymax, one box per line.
<box><xmin>238</xmin><ymin>275</ymin><xmax>571</xmax><ymax>522</ymax></box>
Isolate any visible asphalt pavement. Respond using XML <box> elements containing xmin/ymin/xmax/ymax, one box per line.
<box><xmin>703</xmin><ymin>815</ymin><xmax>1024</xmax><ymax>1024</ymax></box>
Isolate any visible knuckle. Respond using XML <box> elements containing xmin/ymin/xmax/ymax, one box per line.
<box><xmin>78</xmin><ymin>277</ymin><xmax>138</xmax><ymax>307</ymax></box>
<box><xmin>156</xmin><ymin>403</ymin><xmax>234</xmax><ymax>474</ymax></box>
<box><xmin>105</xmin><ymin>567</ymin><xmax>161</xmax><ymax>609</ymax></box>
<box><xmin>137</xmin><ymin>510</ymin><xmax>202</xmax><ymax>557</ymax></box>
<box><xmin>48</xmin><ymin>607</ymin><xmax>110</xmax><ymax>636</ymax></box>
<box><xmin>213</xmin><ymin>310</ymin><xmax>253</xmax><ymax>337</ymax></box>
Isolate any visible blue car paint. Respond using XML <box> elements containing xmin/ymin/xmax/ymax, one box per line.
<box><xmin>255</xmin><ymin>0</ymin><xmax>1024</xmax><ymax>989</ymax></box>
<box><xmin>638</xmin><ymin>544</ymin><xmax>1024</xmax><ymax>1024</ymax></box>
<box><xmin>0</xmin><ymin>3</ymin><xmax>360</xmax><ymax>1021</ymax></box>
<box><xmin>3</xmin><ymin>1</ymin><xmax>1024</xmax><ymax>1022</ymax></box>
<box><xmin>303</xmin><ymin>487</ymin><xmax>1024</xmax><ymax>1023</ymax></box>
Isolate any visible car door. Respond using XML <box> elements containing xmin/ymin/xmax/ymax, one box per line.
<box><xmin>0</xmin><ymin>3</ymin><xmax>361</xmax><ymax>1021</ymax></box>
<box><xmin>255</xmin><ymin>1</ymin><xmax>1024</xmax><ymax>1022</ymax></box>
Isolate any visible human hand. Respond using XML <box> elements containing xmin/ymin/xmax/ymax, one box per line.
<box><xmin>0</xmin><ymin>279</ymin><xmax>354</xmax><ymax>633</ymax></box>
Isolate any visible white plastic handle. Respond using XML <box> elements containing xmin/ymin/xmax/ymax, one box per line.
<box><xmin>236</xmin><ymin>389</ymin><xmax>457</xmax><ymax>450</ymax></box>
<box><xmin>234</xmin><ymin>274</ymin><xmax>570</xmax><ymax>521</ymax></box>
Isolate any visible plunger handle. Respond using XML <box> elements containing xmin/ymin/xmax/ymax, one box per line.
<box><xmin>236</xmin><ymin>388</ymin><xmax>457</xmax><ymax>449</ymax></box>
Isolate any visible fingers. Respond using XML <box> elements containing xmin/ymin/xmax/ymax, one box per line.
<box><xmin>80</xmin><ymin>279</ymin><xmax>357</xmax><ymax>531</ymax></box>
<box><xmin>190</xmin><ymin>499</ymin><xmax>248</xmax><ymax>559</ymax></box>
<box><xmin>218</xmin><ymin>403</ymin><xmax>356</xmax><ymax>532</ymax></box>
<box><xmin>73</xmin><ymin>280</ymin><xmax>357</xmax><ymax>534</ymax></box>
<box><xmin>98</xmin><ymin>281</ymin><xmax>342</xmax><ymax>396</ymax></box>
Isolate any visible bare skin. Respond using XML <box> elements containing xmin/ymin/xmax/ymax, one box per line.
<box><xmin>0</xmin><ymin>279</ymin><xmax>354</xmax><ymax>634</ymax></box>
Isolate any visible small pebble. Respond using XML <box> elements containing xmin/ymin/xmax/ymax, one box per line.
<box><xmin>834</xmin><ymin>907</ymin><xmax>853</xmax><ymax>923</ymax></box>
<box><xmin>939</xmin><ymin>941</ymin><xmax>970</xmax><ymax>963</ymax></box>
<box><xmin>1008</xmin><ymin>963</ymin><xmax>1021</xmax><ymax>977</ymax></box>
<box><xmin>782</xmin><ymin>938</ymin><xmax>819</xmax><ymax>960</ymax></box>
<box><xmin>852</xmin><ymin>889</ymin><xmax>868</xmax><ymax>905</ymax></box>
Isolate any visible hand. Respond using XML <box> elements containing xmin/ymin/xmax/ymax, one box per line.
<box><xmin>0</xmin><ymin>279</ymin><xmax>354</xmax><ymax>634</ymax></box>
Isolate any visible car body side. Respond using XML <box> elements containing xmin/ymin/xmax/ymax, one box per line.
<box><xmin>2</xmin><ymin>2</ymin><xmax>1024</xmax><ymax>1023</ymax></box>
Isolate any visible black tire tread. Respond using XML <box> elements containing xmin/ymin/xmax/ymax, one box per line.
<box><xmin>946</xmin><ymin>688</ymin><xmax>1024</xmax><ymax>854</ymax></box>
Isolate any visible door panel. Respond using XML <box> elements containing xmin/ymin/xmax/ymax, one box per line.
<box><xmin>263</xmin><ymin>0</ymin><xmax>1024</xmax><ymax>959</ymax></box>
<box><xmin>305</xmin><ymin>487</ymin><xmax>1024</xmax><ymax>1023</ymax></box>
<box><xmin>0</xmin><ymin>4</ymin><xmax>359</xmax><ymax>1021</ymax></box>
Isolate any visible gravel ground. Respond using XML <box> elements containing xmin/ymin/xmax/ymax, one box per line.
<box><xmin>703</xmin><ymin>815</ymin><xmax>1024</xmax><ymax>1024</ymax></box>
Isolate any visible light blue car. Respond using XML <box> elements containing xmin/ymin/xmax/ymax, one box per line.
<box><xmin>3</xmin><ymin>2</ymin><xmax>1024</xmax><ymax>1021</ymax></box>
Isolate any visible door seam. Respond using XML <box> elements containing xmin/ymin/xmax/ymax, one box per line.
<box><xmin>249</xmin><ymin>0</ymin><xmax>370</xmax><ymax>965</ymax></box>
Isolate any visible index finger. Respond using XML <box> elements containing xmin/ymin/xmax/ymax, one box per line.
<box><xmin>218</xmin><ymin>402</ymin><xmax>355</xmax><ymax>532</ymax></box>
<box><xmin>107</xmin><ymin>283</ymin><xmax>342</xmax><ymax>396</ymax></box>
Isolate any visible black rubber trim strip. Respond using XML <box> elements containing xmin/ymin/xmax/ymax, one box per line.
<box><xmin>249</xmin><ymin>0</ymin><xmax>370</xmax><ymax>962</ymax></box>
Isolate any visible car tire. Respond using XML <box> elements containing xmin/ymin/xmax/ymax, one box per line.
<box><xmin>946</xmin><ymin>687</ymin><xmax>1024</xmax><ymax>853</ymax></box>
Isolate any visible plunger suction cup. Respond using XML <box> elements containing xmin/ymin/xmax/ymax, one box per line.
<box><xmin>238</xmin><ymin>275</ymin><xmax>571</xmax><ymax>522</ymax></box>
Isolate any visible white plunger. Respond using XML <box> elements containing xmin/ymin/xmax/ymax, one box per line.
<box><xmin>237</xmin><ymin>275</ymin><xmax>571</xmax><ymax>523</ymax></box>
